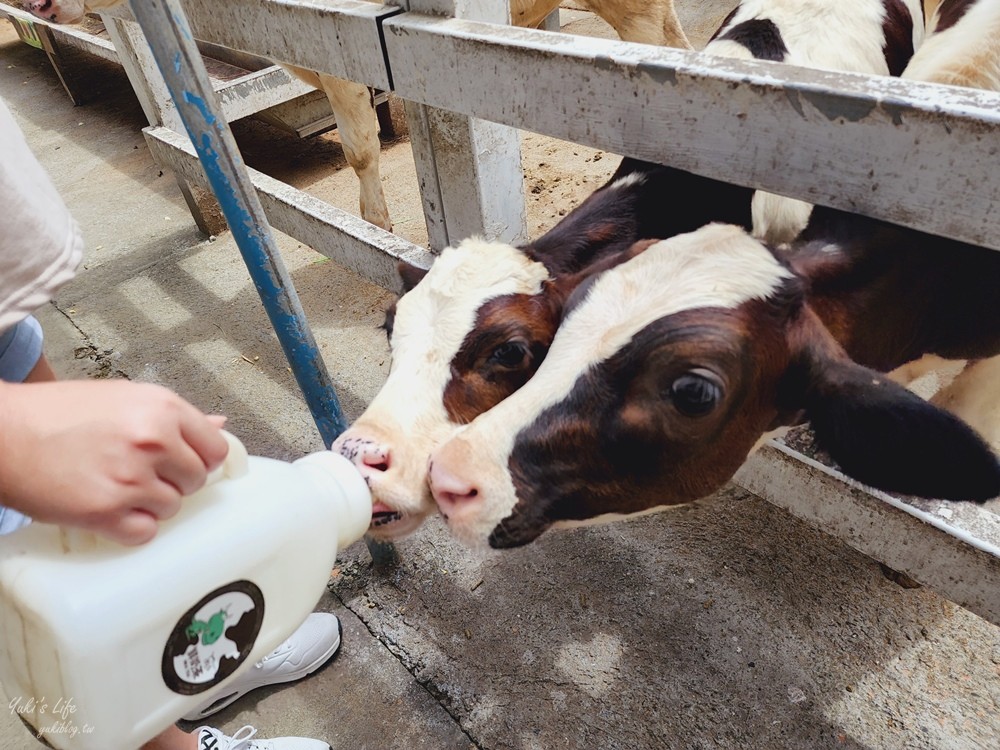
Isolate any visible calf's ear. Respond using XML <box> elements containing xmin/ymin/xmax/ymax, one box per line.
<box><xmin>802</xmin><ymin>357</ymin><xmax>1000</xmax><ymax>502</ymax></box>
<box><xmin>397</xmin><ymin>261</ymin><xmax>429</xmax><ymax>292</ymax></box>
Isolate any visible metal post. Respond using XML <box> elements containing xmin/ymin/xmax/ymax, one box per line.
<box><xmin>541</xmin><ymin>8</ymin><xmax>560</xmax><ymax>32</ymax></box>
<box><xmin>397</xmin><ymin>0</ymin><xmax>528</xmax><ymax>250</ymax></box>
<box><xmin>126</xmin><ymin>0</ymin><xmax>347</xmax><ymax>446</ymax></box>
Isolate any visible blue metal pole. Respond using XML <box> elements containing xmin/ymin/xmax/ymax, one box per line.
<box><xmin>126</xmin><ymin>0</ymin><xmax>348</xmax><ymax>446</ymax></box>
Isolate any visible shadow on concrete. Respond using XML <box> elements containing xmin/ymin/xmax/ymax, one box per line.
<box><xmin>329</xmin><ymin>488</ymin><xmax>996</xmax><ymax>750</ymax></box>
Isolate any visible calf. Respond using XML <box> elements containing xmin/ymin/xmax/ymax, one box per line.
<box><xmin>333</xmin><ymin>0</ymin><xmax>926</xmax><ymax>539</ymax></box>
<box><xmin>427</xmin><ymin>212</ymin><xmax>1000</xmax><ymax>547</ymax></box>
<box><xmin>30</xmin><ymin>0</ymin><xmax>698</xmax><ymax>233</ymax></box>
<box><xmin>424</xmin><ymin>2</ymin><xmax>1000</xmax><ymax>549</ymax></box>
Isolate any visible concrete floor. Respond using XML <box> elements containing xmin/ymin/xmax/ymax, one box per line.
<box><xmin>1</xmin><ymin>5</ymin><xmax>999</xmax><ymax>750</ymax></box>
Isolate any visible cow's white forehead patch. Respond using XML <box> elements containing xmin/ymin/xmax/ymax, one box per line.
<box><xmin>386</xmin><ymin>238</ymin><xmax>549</xmax><ymax>425</ymax></box>
<box><xmin>420</xmin><ymin>237</ymin><xmax>547</xmax><ymax>302</ymax></box>
<box><xmin>392</xmin><ymin>238</ymin><xmax>549</xmax><ymax>362</ymax></box>
<box><xmin>558</xmin><ymin>223</ymin><xmax>792</xmax><ymax>367</ymax></box>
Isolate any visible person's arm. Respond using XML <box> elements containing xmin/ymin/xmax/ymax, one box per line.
<box><xmin>0</xmin><ymin>380</ymin><xmax>228</xmax><ymax>545</ymax></box>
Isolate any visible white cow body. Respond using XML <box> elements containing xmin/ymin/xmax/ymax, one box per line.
<box><xmin>703</xmin><ymin>0</ymin><xmax>925</xmax><ymax>244</ymax></box>
<box><xmin>904</xmin><ymin>0</ymin><xmax>1000</xmax><ymax>91</ymax></box>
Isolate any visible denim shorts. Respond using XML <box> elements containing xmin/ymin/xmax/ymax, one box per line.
<box><xmin>0</xmin><ymin>315</ymin><xmax>41</xmax><ymax>533</ymax></box>
<box><xmin>0</xmin><ymin>507</ymin><xmax>30</xmax><ymax>535</ymax></box>
<box><xmin>0</xmin><ymin>314</ymin><xmax>43</xmax><ymax>383</ymax></box>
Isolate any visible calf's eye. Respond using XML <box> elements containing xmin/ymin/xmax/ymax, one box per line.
<box><xmin>669</xmin><ymin>371</ymin><xmax>722</xmax><ymax>417</ymax></box>
<box><xmin>489</xmin><ymin>341</ymin><xmax>529</xmax><ymax>369</ymax></box>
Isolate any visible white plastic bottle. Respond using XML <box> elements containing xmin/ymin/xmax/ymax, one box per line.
<box><xmin>0</xmin><ymin>432</ymin><xmax>371</xmax><ymax>750</ymax></box>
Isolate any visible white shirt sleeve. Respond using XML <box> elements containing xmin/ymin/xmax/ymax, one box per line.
<box><xmin>0</xmin><ymin>96</ymin><xmax>84</xmax><ymax>331</ymax></box>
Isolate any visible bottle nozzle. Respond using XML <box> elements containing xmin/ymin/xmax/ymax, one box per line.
<box><xmin>293</xmin><ymin>451</ymin><xmax>373</xmax><ymax>550</ymax></box>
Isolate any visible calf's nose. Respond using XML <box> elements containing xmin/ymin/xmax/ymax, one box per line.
<box><xmin>428</xmin><ymin>457</ymin><xmax>480</xmax><ymax>516</ymax></box>
<box><xmin>334</xmin><ymin>434</ymin><xmax>392</xmax><ymax>480</ymax></box>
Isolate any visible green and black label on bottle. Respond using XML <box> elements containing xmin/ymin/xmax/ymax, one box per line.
<box><xmin>161</xmin><ymin>580</ymin><xmax>265</xmax><ymax>695</ymax></box>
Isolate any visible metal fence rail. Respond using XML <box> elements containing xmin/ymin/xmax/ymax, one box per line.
<box><xmin>106</xmin><ymin>0</ymin><xmax>1000</xmax><ymax>252</ymax></box>
<box><xmin>383</xmin><ymin>14</ymin><xmax>1000</xmax><ymax>250</ymax></box>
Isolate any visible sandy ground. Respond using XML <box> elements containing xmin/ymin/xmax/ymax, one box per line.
<box><xmin>1</xmin><ymin>2</ymin><xmax>999</xmax><ymax>749</ymax></box>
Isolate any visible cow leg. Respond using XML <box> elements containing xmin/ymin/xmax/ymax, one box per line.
<box><xmin>578</xmin><ymin>0</ymin><xmax>692</xmax><ymax>48</ymax></box>
<box><xmin>929</xmin><ymin>355</ymin><xmax>1000</xmax><ymax>452</ymax></box>
<box><xmin>751</xmin><ymin>190</ymin><xmax>813</xmax><ymax>245</ymax></box>
<box><xmin>318</xmin><ymin>73</ymin><xmax>392</xmax><ymax>232</ymax></box>
<box><xmin>285</xmin><ymin>65</ymin><xmax>392</xmax><ymax>232</ymax></box>
<box><xmin>510</xmin><ymin>0</ymin><xmax>561</xmax><ymax>29</ymax></box>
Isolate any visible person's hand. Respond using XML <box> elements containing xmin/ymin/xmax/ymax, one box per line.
<box><xmin>0</xmin><ymin>380</ymin><xmax>229</xmax><ymax>545</ymax></box>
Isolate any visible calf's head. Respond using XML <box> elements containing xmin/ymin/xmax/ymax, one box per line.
<box><xmin>428</xmin><ymin>224</ymin><xmax>1000</xmax><ymax>548</ymax></box>
<box><xmin>333</xmin><ymin>238</ymin><xmax>558</xmax><ymax>539</ymax></box>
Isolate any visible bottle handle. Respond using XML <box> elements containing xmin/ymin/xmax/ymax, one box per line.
<box><xmin>204</xmin><ymin>430</ymin><xmax>250</xmax><ymax>487</ymax></box>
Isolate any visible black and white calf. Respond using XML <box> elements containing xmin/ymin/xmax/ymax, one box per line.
<box><xmin>427</xmin><ymin>211</ymin><xmax>1000</xmax><ymax>548</ymax></box>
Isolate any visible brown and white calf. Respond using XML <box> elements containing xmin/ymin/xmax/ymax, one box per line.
<box><xmin>423</xmin><ymin>0</ymin><xmax>1000</xmax><ymax>549</ymax></box>
<box><xmin>30</xmin><ymin>0</ymin><xmax>697</xmax><ymax>233</ymax></box>
<box><xmin>332</xmin><ymin>0</ymin><xmax>927</xmax><ymax>539</ymax></box>
<box><xmin>426</xmin><ymin>211</ymin><xmax>1000</xmax><ymax>548</ymax></box>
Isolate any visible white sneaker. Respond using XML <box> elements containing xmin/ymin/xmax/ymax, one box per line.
<box><xmin>184</xmin><ymin>612</ymin><xmax>342</xmax><ymax>721</ymax></box>
<box><xmin>196</xmin><ymin>724</ymin><xmax>330</xmax><ymax>750</ymax></box>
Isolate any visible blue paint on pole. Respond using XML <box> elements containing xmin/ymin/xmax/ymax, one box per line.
<box><xmin>190</xmin><ymin>127</ymin><xmax>345</xmax><ymax>444</ymax></box>
<box><xmin>183</xmin><ymin>91</ymin><xmax>217</xmax><ymax>126</ymax></box>
<box><xmin>172</xmin><ymin>11</ymin><xmax>194</xmax><ymax>42</ymax></box>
